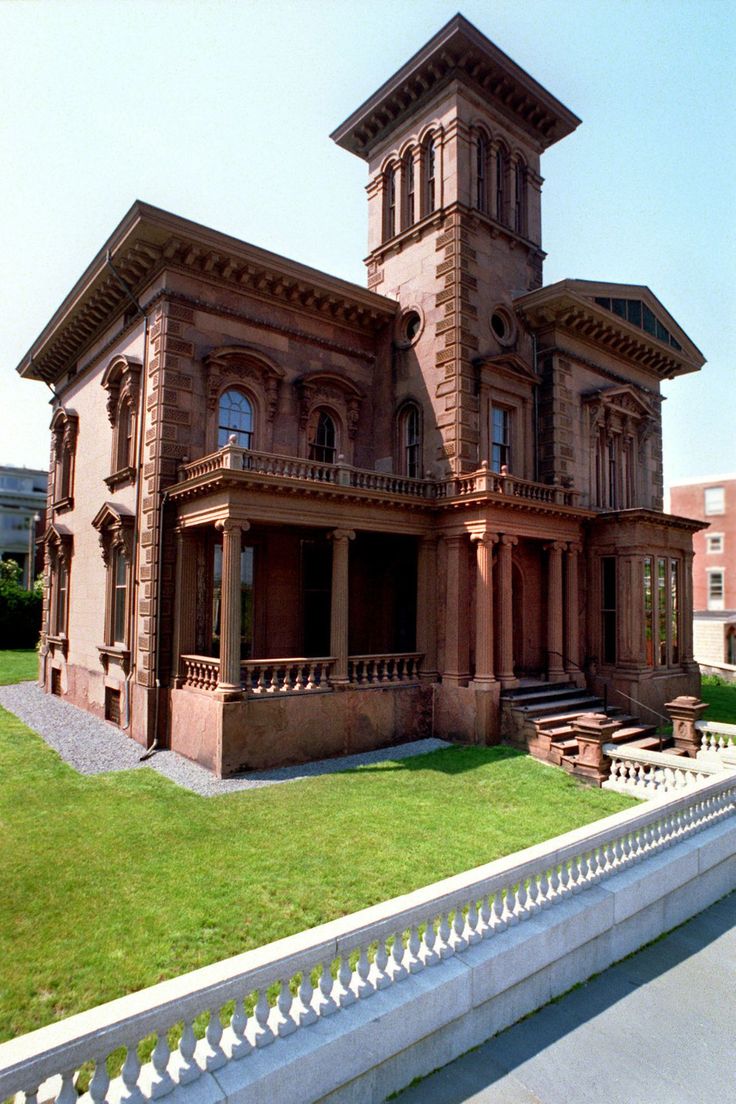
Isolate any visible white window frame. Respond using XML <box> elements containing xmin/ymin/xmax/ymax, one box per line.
<box><xmin>707</xmin><ymin>567</ymin><xmax>725</xmax><ymax>611</ymax></box>
<box><xmin>706</xmin><ymin>533</ymin><xmax>724</xmax><ymax>554</ymax></box>
<box><xmin>704</xmin><ymin>486</ymin><xmax>725</xmax><ymax>515</ymax></box>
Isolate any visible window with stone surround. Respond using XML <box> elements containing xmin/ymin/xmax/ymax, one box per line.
<box><xmin>644</xmin><ymin>554</ymin><xmax>681</xmax><ymax>665</ymax></box>
<box><xmin>308</xmin><ymin>409</ymin><xmax>338</xmax><ymax>464</ymax></box>
<box><xmin>423</xmin><ymin>135</ymin><xmax>437</xmax><ymax>215</ymax></box>
<box><xmin>218</xmin><ymin>388</ymin><xmax>254</xmax><ymax>449</ymax></box>
<box><xmin>586</xmin><ymin>386</ymin><xmax>655</xmax><ymax>510</ymax></box>
<box><xmin>707</xmin><ymin>533</ymin><xmax>724</xmax><ymax>554</ymax></box>
<box><xmin>49</xmin><ymin>408</ymin><xmax>78</xmax><ymax>512</ymax></box>
<box><xmin>513</xmin><ymin>158</ymin><xmax>527</xmax><ymax>235</ymax></box>
<box><xmin>384</xmin><ymin>164</ymin><xmax>397</xmax><ymax>240</ymax></box>
<box><xmin>398</xmin><ymin>402</ymin><xmax>422</xmax><ymax>478</ymax></box>
<box><xmin>40</xmin><ymin>524</ymin><xmax>73</xmax><ymax>651</ymax></box>
<box><xmin>92</xmin><ymin>504</ymin><xmax>134</xmax><ymax>653</ymax></box>
<box><xmin>101</xmin><ymin>354</ymin><xmax>141</xmax><ymax>491</ymax></box>
<box><xmin>475</xmin><ymin>132</ymin><xmax>489</xmax><ymax>213</ymax></box>
<box><xmin>490</xmin><ymin>405</ymin><xmax>511</xmax><ymax>472</ymax></box>
<box><xmin>402</xmin><ymin>149</ymin><xmax>415</xmax><ymax>229</ymax></box>
<box><xmin>495</xmin><ymin>143</ymin><xmax>509</xmax><ymax>225</ymax></box>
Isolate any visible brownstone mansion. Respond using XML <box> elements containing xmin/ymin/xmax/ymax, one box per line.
<box><xmin>18</xmin><ymin>15</ymin><xmax>704</xmax><ymax>776</ymax></box>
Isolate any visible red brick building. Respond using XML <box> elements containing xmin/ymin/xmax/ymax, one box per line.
<box><xmin>18</xmin><ymin>16</ymin><xmax>705</xmax><ymax>774</ymax></box>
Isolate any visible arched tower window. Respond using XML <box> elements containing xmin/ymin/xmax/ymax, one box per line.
<box><xmin>399</xmin><ymin>403</ymin><xmax>422</xmax><ymax>478</ymax></box>
<box><xmin>514</xmin><ymin>159</ymin><xmax>527</xmax><ymax>235</ymax></box>
<box><xmin>495</xmin><ymin>145</ymin><xmax>508</xmax><ymax>225</ymax></box>
<box><xmin>384</xmin><ymin>165</ymin><xmax>397</xmax><ymax>240</ymax></box>
<box><xmin>402</xmin><ymin>150</ymin><xmax>415</xmax><ymax>229</ymax></box>
<box><xmin>309</xmin><ymin>409</ymin><xmax>337</xmax><ymax>464</ymax></box>
<box><xmin>476</xmin><ymin>134</ymin><xmax>489</xmax><ymax>213</ymax></box>
<box><xmin>424</xmin><ymin>136</ymin><xmax>437</xmax><ymax>215</ymax></box>
<box><xmin>218</xmin><ymin>389</ymin><xmax>254</xmax><ymax>449</ymax></box>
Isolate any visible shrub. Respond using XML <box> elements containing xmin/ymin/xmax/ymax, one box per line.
<box><xmin>0</xmin><ymin>559</ymin><xmax>42</xmax><ymax>648</ymax></box>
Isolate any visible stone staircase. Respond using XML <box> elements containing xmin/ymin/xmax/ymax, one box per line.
<box><xmin>501</xmin><ymin>680</ymin><xmax>683</xmax><ymax>779</ymax></box>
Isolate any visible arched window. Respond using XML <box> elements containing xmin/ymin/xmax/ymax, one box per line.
<box><xmin>309</xmin><ymin>410</ymin><xmax>337</xmax><ymax>464</ymax></box>
<box><xmin>384</xmin><ymin>165</ymin><xmax>397</xmax><ymax>240</ymax></box>
<box><xmin>399</xmin><ymin>403</ymin><xmax>422</xmax><ymax>478</ymax></box>
<box><xmin>476</xmin><ymin>134</ymin><xmax>489</xmax><ymax>213</ymax></box>
<box><xmin>218</xmin><ymin>389</ymin><xmax>254</xmax><ymax>449</ymax></box>
<box><xmin>402</xmin><ymin>150</ymin><xmax>415</xmax><ymax>229</ymax></box>
<box><xmin>116</xmin><ymin>398</ymin><xmax>135</xmax><ymax>474</ymax></box>
<box><xmin>513</xmin><ymin>160</ymin><xmax>527</xmax><ymax>235</ymax></box>
<box><xmin>424</xmin><ymin>136</ymin><xmax>437</xmax><ymax>215</ymax></box>
<box><xmin>495</xmin><ymin>145</ymin><xmax>508</xmax><ymax>225</ymax></box>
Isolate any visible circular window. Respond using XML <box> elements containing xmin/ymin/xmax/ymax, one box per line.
<box><xmin>398</xmin><ymin>309</ymin><xmax>422</xmax><ymax>346</ymax></box>
<box><xmin>489</xmin><ymin>306</ymin><xmax>516</xmax><ymax>347</ymax></box>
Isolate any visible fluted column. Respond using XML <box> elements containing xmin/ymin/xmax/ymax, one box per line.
<box><xmin>443</xmin><ymin>534</ymin><xmax>470</xmax><ymax>685</ymax></box>
<box><xmin>330</xmin><ymin>529</ymin><xmax>355</xmax><ymax>685</ymax></box>
<box><xmin>471</xmin><ymin>531</ymin><xmax>499</xmax><ymax>687</ymax></box>
<box><xmin>497</xmin><ymin>534</ymin><xmax>517</xmax><ymax>687</ymax></box>
<box><xmin>564</xmin><ymin>542</ymin><xmax>583</xmax><ymax>684</ymax></box>
<box><xmin>416</xmin><ymin>535</ymin><xmax>438</xmax><ymax>680</ymax></box>
<box><xmin>172</xmin><ymin>526</ymin><xmax>199</xmax><ymax>687</ymax></box>
<box><xmin>215</xmin><ymin>519</ymin><xmax>249</xmax><ymax>698</ymax></box>
<box><xmin>546</xmin><ymin>541</ymin><xmax>566</xmax><ymax>682</ymax></box>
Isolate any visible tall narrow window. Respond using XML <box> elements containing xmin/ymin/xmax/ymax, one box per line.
<box><xmin>657</xmin><ymin>557</ymin><xmax>667</xmax><ymax>665</ymax></box>
<box><xmin>601</xmin><ymin>557</ymin><xmax>617</xmax><ymax>664</ymax></box>
<box><xmin>116</xmin><ymin>399</ymin><xmax>134</xmax><ymax>473</ymax></box>
<box><xmin>384</xmin><ymin>165</ymin><xmax>397</xmax><ymax>239</ymax></box>
<box><xmin>708</xmin><ymin>569</ymin><xmax>724</xmax><ymax>611</ymax></box>
<box><xmin>495</xmin><ymin>146</ymin><xmax>508</xmax><ymax>224</ymax></box>
<box><xmin>644</xmin><ymin>557</ymin><xmax>653</xmax><ymax>665</ymax></box>
<box><xmin>309</xmin><ymin>410</ymin><xmax>337</xmax><ymax>464</ymax></box>
<box><xmin>400</xmin><ymin>404</ymin><xmax>421</xmax><ymax>478</ymax></box>
<box><xmin>425</xmin><ymin>137</ymin><xmax>436</xmax><ymax>214</ymax></box>
<box><xmin>513</xmin><ymin>161</ymin><xmax>526</xmax><ymax>234</ymax></box>
<box><xmin>476</xmin><ymin>134</ymin><xmax>488</xmax><ymax>212</ymax></box>
<box><xmin>218</xmin><ymin>389</ymin><xmax>253</xmax><ymax>448</ymax></box>
<box><xmin>490</xmin><ymin>406</ymin><xmax>510</xmax><ymax>472</ymax></box>
<box><xmin>608</xmin><ymin>437</ymin><xmax>618</xmax><ymax>508</ymax></box>
<box><xmin>670</xmin><ymin>559</ymin><xmax>679</xmax><ymax>664</ymax></box>
<box><xmin>112</xmin><ymin>547</ymin><xmax>127</xmax><ymax>645</ymax></box>
<box><xmin>55</xmin><ymin>558</ymin><xmax>69</xmax><ymax>637</ymax></box>
<box><xmin>403</xmin><ymin>151</ymin><xmax>415</xmax><ymax>229</ymax></box>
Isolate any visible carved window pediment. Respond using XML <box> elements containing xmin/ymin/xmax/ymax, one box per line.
<box><xmin>101</xmin><ymin>355</ymin><xmax>142</xmax><ymax>425</ymax></box>
<box><xmin>205</xmin><ymin>346</ymin><xmax>285</xmax><ymax>423</ymax></box>
<box><xmin>40</xmin><ymin>523</ymin><xmax>73</xmax><ymax>568</ymax></box>
<box><xmin>92</xmin><ymin>503</ymin><xmax>135</xmax><ymax>566</ymax></box>
<box><xmin>295</xmin><ymin>372</ymin><xmax>364</xmax><ymax>440</ymax></box>
<box><xmin>584</xmin><ymin>386</ymin><xmax>654</xmax><ymax>432</ymax></box>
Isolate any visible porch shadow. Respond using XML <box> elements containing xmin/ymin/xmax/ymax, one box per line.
<box><xmin>394</xmin><ymin>891</ymin><xmax>736</xmax><ymax>1104</ymax></box>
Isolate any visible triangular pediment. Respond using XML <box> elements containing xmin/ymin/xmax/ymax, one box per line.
<box><xmin>582</xmin><ymin>385</ymin><xmax>654</xmax><ymax>420</ymax></box>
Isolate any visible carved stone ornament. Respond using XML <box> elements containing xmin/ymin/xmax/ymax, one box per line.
<box><xmin>295</xmin><ymin>372</ymin><xmax>365</xmax><ymax>437</ymax></box>
<box><xmin>91</xmin><ymin>503</ymin><xmax>135</xmax><ymax>566</ymax></box>
<box><xmin>101</xmin><ymin>355</ymin><xmax>142</xmax><ymax>426</ymax></box>
<box><xmin>204</xmin><ymin>346</ymin><xmax>285</xmax><ymax>421</ymax></box>
<box><xmin>41</xmin><ymin>523</ymin><xmax>73</xmax><ymax>569</ymax></box>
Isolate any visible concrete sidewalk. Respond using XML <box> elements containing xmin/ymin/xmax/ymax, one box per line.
<box><xmin>394</xmin><ymin>892</ymin><xmax>736</xmax><ymax>1104</ymax></box>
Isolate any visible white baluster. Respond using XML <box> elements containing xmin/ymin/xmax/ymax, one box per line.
<box><xmin>268</xmin><ymin>668</ymin><xmax>280</xmax><ymax>693</ymax></box>
<box><xmin>490</xmin><ymin>891</ymin><xmax>507</xmax><ymax>933</ymax></box>
<box><xmin>253</xmin><ymin>989</ymin><xmax>275</xmax><ymax>1046</ymax></box>
<box><xmin>466</xmin><ymin>899</ymin><xmax>482</xmax><ymax>943</ymax></box>
<box><xmin>296</xmin><ymin>970</ymin><xmax>319</xmax><ymax>1026</ymax></box>
<box><xmin>204</xmin><ymin>1008</ymin><xmax>226</xmax><ymax>1070</ymax></box>
<box><xmin>316</xmin><ymin>961</ymin><xmax>338</xmax><ymax>1015</ymax></box>
<box><xmin>373</xmin><ymin>938</ymin><xmax>392</xmax><ymax>988</ymax></box>
<box><xmin>275</xmin><ymin>979</ymin><xmax>297</xmax><ymax>1036</ymax></box>
<box><xmin>391</xmin><ymin>931</ymin><xmax>409</xmax><ymax>979</ymax></box>
<box><xmin>478</xmin><ymin>893</ymin><xmax>493</xmax><ymax>936</ymax></box>
<box><xmin>57</xmin><ymin>1072</ymin><xmax>77</xmax><ymax>1104</ymax></box>
<box><xmin>120</xmin><ymin>1047</ymin><xmax>144</xmax><ymax>1104</ymax></box>
<box><xmin>356</xmin><ymin>945</ymin><xmax>375</xmax><ymax>998</ymax></box>
<box><xmin>230</xmin><ymin>999</ymin><xmax>253</xmax><ymax>1058</ymax></box>
<box><xmin>177</xmin><ymin>1022</ymin><xmax>200</xmax><ymax>1083</ymax></box>
<box><xmin>89</xmin><ymin>1057</ymin><xmax>110</xmax><ymax>1104</ymax></box>
<box><xmin>538</xmin><ymin>868</ymin><xmax>551</xmax><ymax>906</ymax></box>
<box><xmin>423</xmin><ymin>917</ymin><xmax>441</xmax><ymax>965</ymax></box>
<box><xmin>451</xmin><ymin>905</ymin><xmax>469</xmax><ymax>949</ymax></box>
<box><xmin>437</xmin><ymin>912</ymin><xmax>454</xmax><ymax>955</ymax></box>
<box><xmin>335</xmin><ymin>954</ymin><xmax>357</xmax><ymax>1007</ymax></box>
<box><xmin>294</xmin><ymin>665</ymin><xmax>305</xmax><ymax>691</ymax></box>
<box><xmin>150</xmin><ymin>1032</ymin><xmax>175</xmax><ymax>1098</ymax></box>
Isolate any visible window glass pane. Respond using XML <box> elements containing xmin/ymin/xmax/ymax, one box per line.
<box><xmin>113</xmin><ymin>551</ymin><xmax>127</xmax><ymax>644</ymax></box>
<box><xmin>657</xmin><ymin>557</ymin><xmax>667</xmax><ymax>665</ymax></box>
<box><xmin>644</xmin><ymin>558</ymin><xmax>653</xmax><ymax>665</ymax></box>
<box><xmin>704</xmin><ymin>486</ymin><xmax>724</xmax><ymax>515</ymax></box>
<box><xmin>309</xmin><ymin>411</ymin><xmax>337</xmax><ymax>464</ymax></box>
<box><xmin>490</xmin><ymin>407</ymin><xmax>510</xmax><ymax>472</ymax></box>
<box><xmin>601</xmin><ymin>557</ymin><xmax>616</xmax><ymax>664</ymax></box>
<box><xmin>218</xmin><ymin>389</ymin><xmax>253</xmax><ymax>448</ymax></box>
<box><xmin>211</xmin><ymin>545</ymin><xmax>254</xmax><ymax>659</ymax></box>
<box><xmin>670</xmin><ymin>559</ymin><xmax>679</xmax><ymax>664</ymax></box>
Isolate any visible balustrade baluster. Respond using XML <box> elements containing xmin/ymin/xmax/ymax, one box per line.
<box><xmin>57</xmin><ymin>1071</ymin><xmax>77</xmax><ymax>1104</ymax></box>
<box><xmin>548</xmin><ymin>866</ymin><xmax>561</xmax><ymax>904</ymax></box>
<box><xmin>501</xmin><ymin>885</ymin><xmax>517</xmax><ymax>926</ymax></box>
<box><xmin>526</xmin><ymin>876</ymin><xmax>540</xmax><ymax>914</ymax></box>
<box><xmin>280</xmin><ymin>667</ymin><xmax>293</xmax><ymax>693</ymax></box>
<box><xmin>538</xmin><ymin>868</ymin><xmax>551</xmax><ymax>907</ymax></box>
<box><xmin>406</xmin><ymin>925</ymin><xmax>425</xmax><ymax>970</ymax></box>
<box><xmin>230</xmin><ymin>999</ymin><xmax>253</xmax><ymax>1057</ymax></box>
<box><xmin>294</xmin><ymin>665</ymin><xmax>305</xmax><ymax>691</ymax></box>
<box><xmin>89</xmin><ymin>1056</ymin><xmax>110</xmax><ymax>1104</ymax></box>
<box><xmin>120</xmin><ymin>1046</ymin><xmax>144</xmax><ymax>1104</ymax></box>
<box><xmin>275</xmin><ymin>979</ymin><xmax>298</xmax><ymax>1036</ymax></box>
<box><xmin>204</xmin><ymin>1008</ymin><xmax>226</xmax><ymax>1070</ymax></box>
<box><xmin>451</xmin><ymin>905</ymin><xmax>468</xmax><ymax>950</ymax></box>
<box><xmin>390</xmin><ymin>658</ymin><xmax>400</xmax><ymax>683</ymax></box>
<box><xmin>294</xmin><ymin>970</ymin><xmax>319</xmax><ymax>1026</ymax></box>
<box><xmin>253</xmin><ymin>989</ymin><xmax>275</xmax><ymax>1045</ymax></box>
<box><xmin>268</xmin><ymin>668</ymin><xmax>280</xmax><ymax>693</ymax></box>
<box><xmin>579</xmin><ymin>853</ymin><xmax>590</xmax><ymax>887</ymax></box>
<box><xmin>356</xmin><ymin>945</ymin><xmax>375</xmax><ymax>998</ymax></box>
<box><xmin>373</xmin><ymin>938</ymin><xmax>392</xmax><ymax>988</ymax></box>
<box><xmin>490</xmin><ymin>891</ymin><xmax>506</xmax><ymax>933</ymax></box>
<box><xmin>467</xmin><ymin>899</ymin><xmax>482</xmax><ymax>943</ymax></box>
<box><xmin>316</xmin><ymin>962</ymin><xmax>338</xmax><ymax>1015</ymax></box>
<box><xmin>177</xmin><ymin>1022</ymin><xmax>200</xmax><ymax>1083</ymax></box>
<box><xmin>478</xmin><ymin>893</ymin><xmax>493</xmax><ymax>936</ymax></box>
<box><xmin>391</xmin><ymin>931</ymin><xmax>409</xmax><ymax>979</ymax></box>
<box><xmin>514</xmin><ymin>881</ymin><xmax>528</xmax><ymax>921</ymax></box>
<box><xmin>333</xmin><ymin>954</ymin><xmax>355</xmax><ymax>1004</ymax></box>
<box><xmin>150</xmin><ymin>1032</ymin><xmax>175</xmax><ymax>1098</ymax></box>
<box><xmin>306</xmin><ymin>663</ymin><xmax>317</xmax><ymax>690</ymax></box>
<box><xmin>437</xmin><ymin>912</ymin><xmax>453</xmax><ymax>956</ymax></box>
<box><xmin>558</xmin><ymin>862</ymin><xmax>571</xmax><ymax>898</ymax></box>
<box><xmin>23</xmin><ymin>1088</ymin><xmax>39</xmax><ymax>1104</ymax></box>
<box><xmin>380</xmin><ymin>659</ymin><xmax>390</xmax><ymax>684</ymax></box>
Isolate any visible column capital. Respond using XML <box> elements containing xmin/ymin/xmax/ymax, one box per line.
<box><xmin>215</xmin><ymin>519</ymin><xmax>250</xmax><ymax>535</ymax></box>
<box><xmin>442</xmin><ymin>532</ymin><xmax>468</xmax><ymax>547</ymax></box>
<box><xmin>565</xmin><ymin>541</ymin><xmax>583</xmax><ymax>555</ymax></box>
<box><xmin>544</xmin><ymin>541</ymin><xmax>566</xmax><ymax>554</ymax></box>
<box><xmin>329</xmin><ymin>528</ymin><xmax>355</xmax><ymax>543</ymax></box>
<box><xmin>470</xmin><ymin>531</ymin><xmax>499</xmax><ymax>546</ymax></box>
<box><xmin>499</xmin><ymin>534</ymin><xmax>518</xmax><ymax>548</ymax></box>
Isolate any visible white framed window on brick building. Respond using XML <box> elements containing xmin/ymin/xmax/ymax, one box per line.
<box><xmin>704</xmin><ymin>486</ymin><xmax>725</xmax><ymax>515</ymax></box>
<box><xmin>707</xmin><ymin>568</ymin><xmax>725</xmax><ymax>611</ymax></box>
<box><xmin>706</xmin><ymin>533</ymin><xmax>723</xmax><ymax>554</ymax></box>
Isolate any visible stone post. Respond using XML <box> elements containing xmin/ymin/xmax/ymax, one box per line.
<box><xmin>329</xmin><ymin>529</ymin><xmax>355</xmax><ymax>685</ymax></box>
<box><xmin>443</xmin><ymin>534</ymin><xmax>470</xmax><ymax>685</ymax></box>
<box><xmin>572</xmin><ymin>712</ymin><xmax>622</xmax><ymax>784</ymax></box>
<box><xmin>172</xmin><ymin>526</ymin><xmax>198</xmax><ymax>687</ymax></box>
<box><xmin>470</xmin><ymin>531</ymin><xmax>498</xmax><ymax>687</ymax></box>
<box><xmin>416</xmin><ymin>535</ymin><xmax>438</xmax><ymax>680</ymax></box>
<box><xmin>564</xmin><ymin>542</ymin><xmax>583</xmax><ymax>685</ymax></box>
<box><xmin>215</xmin><ymin>519</ymin><xmax>248</xmax><ymax>699</ymax></box>
<box><xmin>497</xmin><ymin>534</ymin><xmax>517</xmax><ymax>687</ymax></box>
<box><xmin>545</xmin><ymin>541</ymin><xmax>566</xmax><ymax>682</ymax></box>
<box><xmin>665</xmin><ymin>695</ymin><xmax>708</xmax><ymax>758</ymax></box>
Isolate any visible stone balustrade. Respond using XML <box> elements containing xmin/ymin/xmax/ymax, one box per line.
<box><xmin>696</xmin><ymin>719</ymin><xmax>736</xmax><ymax>759</ymax></box>
<box><xmin>347</xmin><ymin>652</ymin><xmax>423</xmax><ymax>686</ymax></box>
<box><xmin>2</xmin><ymin>772</ymin><xmax>735</xmax><ymax>1104</ymax></box>
<box><xmin>241</xmin><ymin>657</ymin><xmax>334</xmax><ymax>695</ymax></box>
<box><xmin>180</xmin><ymin>655</ymin><xmax>220</xmax><ymax>692</ymax></box>
<box><xmin>175</xmin><ymin>447</ymin><xmax>577</xmax><ymax>508</ymax></box>
<box><xmin>602</xmin><ymin>743</ymin><xmax>722</xmax><ymax>797</ymax></box>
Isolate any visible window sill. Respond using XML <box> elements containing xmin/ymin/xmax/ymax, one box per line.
<box><xmin>47</xmin><ymin>634</ymin><xmax>69</xmax><ymax>657</ymax></box>
<box><xmin>104</xmin><ymin>466</ymin><xmax>136</xmax><ymax>491</ymax></box>
<box><xmin>98</xmin><ymin>643</ymin><xmax>131</xmax><ymax>674</ymax></box>
<box><xmin>53</xmin><ymin>496</ymin><xmax>74</xmax><ymax>514</ymax></box>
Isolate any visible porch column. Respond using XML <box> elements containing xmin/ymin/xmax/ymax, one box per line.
<box><xmin>564</xmin><ymin>542</ymin><xmax>583</xmax><ymax>683</ymax></box>
<box><xmin>546</xmin><ymin>541</ymin><xmax>566</xmax><ymax>682</ymax></box>
<box><xmin>330</xmin><ymin>529</ymin><xmax>355</xmax><ymax>685</ymax></box>
<box><xmin>496</xmin><ymin>534</ymin><xmax>517</xmax><ymax>687</ymax></box>
<box><xmin>443</xmin><ymin>534</ymin><xmax>470</xmax><ymax>684</ymax></box>
<box><xmin>417</xmin><ymin>535</ymin><xmax>438</xmax><ymax>680</ymax></box>
<box><xmin>172</xmin><ymin>526</ymin><xmax>198</xmax><ymax>687</ymax></box>
<box><xmin>215</xmin><ymin>519</ymin><xmax>249</xmax><ymax>699</ymax></box>
<box><xmin>682</xmin><ymin>550</ymin><xmax>695</xmax><ymax>666</ymax></box>
<box><xmin>471</xmin><ymin>531</ymin><xmax>498</xmax><ymax>687</ymax></box>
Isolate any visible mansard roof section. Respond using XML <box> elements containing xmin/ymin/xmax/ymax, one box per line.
<box><xmin>514</xmin><ymin>279</ymin><xmax>705</xmax><ymax>380</ymax></box>
<box><xmin>16</xmin><ymin>201</ymin><xmax>399</xmax><ymax>385</ymax></box>
<box><xmin>331</xmin><ymin>13</ymin><xmax>581</xmax><ymax>159</ymax></box>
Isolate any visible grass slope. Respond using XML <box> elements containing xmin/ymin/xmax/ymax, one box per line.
<box><xmin>701</xmin><ymin>677</ymin><xmax>736</xmax><ymax>724</ymax></box>
<box><xmin>0</xmin><ymin>707</ymin><xmax>636</xmax><ymax>1041</ymax></box>
<box><xmin>0</xmin><ymin>649</ymin><xmax>37</xmax><ymax>685</ymax></box>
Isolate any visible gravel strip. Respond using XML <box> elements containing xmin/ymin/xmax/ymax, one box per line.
<box><xmin>0</xmin><ymin>682</ymin><xmax>451</xmax><ymax>797</ymax></box>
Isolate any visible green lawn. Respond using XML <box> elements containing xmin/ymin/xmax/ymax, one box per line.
<box><xmin>0</xmin><ymin>705</ymin><xmax>637</xmax><ymax>1043</ymax></box>
<box><xmin>0</xmin><ymin>648</ymin><xmax>37</xmax><ymax>685</ymax></box>
<box><xmin>701</xmin><ymin>677</ymin><xmax>736</xmax><ymax>724</ymax></box>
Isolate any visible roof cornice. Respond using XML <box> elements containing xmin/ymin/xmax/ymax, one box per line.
<box><xmin>331</xmin><ymin>13</ymin><xmax>581</xmax><ymax>159</ymax></box>
<box><xmin>16</xmin><ymin>202</ymin><xmax>398</xmax><ymax>385</ymax></box>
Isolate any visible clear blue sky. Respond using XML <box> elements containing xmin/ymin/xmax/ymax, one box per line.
<box><xmin>1</xmin><ymin>0</ymin><xmax>734</xmax><ymax>485</ymax></box>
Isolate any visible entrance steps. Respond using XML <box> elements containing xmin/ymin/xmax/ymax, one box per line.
<box><xmin>501</xmin><ymin>680</ymin><xmax>679</xmax><ymax>781</ymax></box>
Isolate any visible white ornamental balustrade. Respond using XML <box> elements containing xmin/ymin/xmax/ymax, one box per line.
<box><xmin>241</xmin><ymin>657</ymin><xmax>335</xmax><ymax>695</ymax></box>
<box><xmin>2</xmin><ymin>771</ymin><xmax>735</xmax><ymax>1104</ymax></box>
<box><xmin>180</xmin><ymin>655</ymin><xmax>220</xmax><ymax>693</ymax></box>
<box><xmin>602</xmin><ymin>743</ymin><xmax>722</xmax><ymax>797</ymax></box>
<box><xmin>347</xmin><ymin>653</ymin><xmax>423</xmax><ymax>686</ymax></box>
<box><xmin>696</xmin><ymin>719</ymin><xmax>736</xmax><ymax>761</ymax></box>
